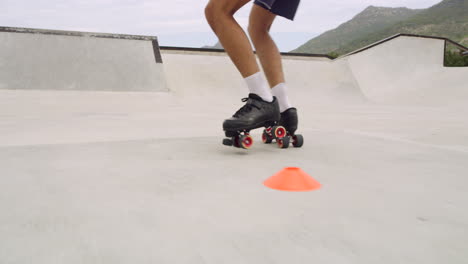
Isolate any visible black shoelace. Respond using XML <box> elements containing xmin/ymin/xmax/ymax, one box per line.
<box><xmin>233</xmin><ymin>98</ymin><xmax>260</xmax><ymax>118</ymax></box>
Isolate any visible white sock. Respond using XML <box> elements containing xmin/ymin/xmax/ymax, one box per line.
<box><xmin>271</xmin><ymin>83</ymin><xmax>292</xmax><ymax>113</ymax></box>
<box><xmin>244</xmin><ymin>72</ymin><xmax>273</xmax><ymax>102</ymax></box>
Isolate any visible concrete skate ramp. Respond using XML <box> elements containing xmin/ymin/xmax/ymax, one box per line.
<box><xmin>162</xmin><ymin>49</ymin><xmax>366</xmax><ymax>105</ymax></box>
<box><xmin>162</xmin><ymin>34</ymin><xmax>466</xmax><ymax>106</ymax></box>
<box><xmin>344</xmin><ymin>35</ymin><xmax>468</xmax><ymax>105</ymax></box>
<box><xmin>0</xmin><ymin>27</ymin><xmax>167</xmax><ymax>91</ymax></box>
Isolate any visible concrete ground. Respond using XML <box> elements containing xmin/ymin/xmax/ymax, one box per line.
<box><xmin>1</xmin><ymin>88</ymin><xmax>467</xmax><ymax>264</ymax></box>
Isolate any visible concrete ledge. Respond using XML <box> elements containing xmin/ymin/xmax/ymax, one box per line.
<box><xmin>340</xmin><ymin>33</ymin><xmax>468</xmax><ymax>59</ymax></box>
<box><xmin>160</xmin><ymin>46</ymin><xmax>334</xmax><ymax>60</ymax></box>
<box><xmin>0</xmin><ymin>27</ymin><xmax>167</xmax><ymax>92</ymax></box>
<box><xmin>0</xmin><ymin>26</ymin><xmax>158</xmax><ymax>41</ymax></box>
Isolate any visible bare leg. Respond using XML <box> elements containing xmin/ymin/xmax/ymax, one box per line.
<box><xmin>248</xmin><ymin>5</ymin><xmax>285</xmax><ymax>88</ymax></box>
<box><xmin>205</xmin><ymin>0</ymin><xmax>260</xmax><ymax>78</ymax></box>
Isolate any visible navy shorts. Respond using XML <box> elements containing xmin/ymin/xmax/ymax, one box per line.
<box><xmin>254</xmin><ymin>0</ymin><xmax>300</xmax><ymax>20</ymax></box>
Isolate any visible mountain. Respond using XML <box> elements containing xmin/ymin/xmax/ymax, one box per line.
<box><xmin>293</xmin><ymin>6</ymin><xmax>422</xmax><ymax>54</ymax></box>
<box><xmin>293</xmin><ymin>0</ymin><xmax>468</xmax><ymax>55</ymax></box>
<box><xmin>202</xmin><ymin>41</ymin><xmax>223</xmax><ymax>49</ymax></box>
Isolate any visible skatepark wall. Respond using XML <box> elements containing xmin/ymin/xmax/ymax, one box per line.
<box><xmin>1</xmin><ymin>26</ymin><xmax>466</xmax><ymax>107</ymax></box>
<box><xmin>0</xmin><ymin>27</ymin><xmax>167</xmax><ymax>92</ymax></box>
<box><xmin>342</xmin><ymin>35</ymin><xmax>468</xmax><ymax>106</ymax></box>
<box><xmin>162</xmin><ymin>34</ymin><xmax>466</xmax><ymax>106</ymax></box>
<box><xmin>160</xmin><ymin>48</ymin><xmax>367</xmax><ymax>105</ymax></box>
<box><xmin>160</xmin><ymin>49</ymin><xmax>247</xmax><ymax>99</ymax></box>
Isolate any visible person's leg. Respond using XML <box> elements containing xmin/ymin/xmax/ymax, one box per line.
<box><xmin>248</xmin><ymin>5</ymin><xmax>292</xmax><ymax>112</ymax></box>
<box><xmin>205</xmin><ymin>0</ymin><xmax>258</xmax><ymax>78</ymax></box>
<box><xmin>205</xmin><ymin>0</ymin><xmax>273</xmax><ymax>101</ymax></box>
<box><xmin>248</xmin><ymin>4</ymin><xmax>284</xmax><ymax>87</ymax></box>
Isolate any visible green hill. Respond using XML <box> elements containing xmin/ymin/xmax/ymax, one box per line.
<box><xmin>293</xmin><ymin>6</ymin><xmax>422</xmax><ymax>54</ymax></box>
<box><xmin>293</xmin><ymin>0</ymin><xmax>468</xmax><ymax>55</ymax></box>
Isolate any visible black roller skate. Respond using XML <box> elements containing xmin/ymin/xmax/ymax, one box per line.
<box><xmin>262</xmin><ymin>107</ymin><xmax>304</xmax><ymax>149</ymax></box>
<box><xmin>222</xmin><ymin>94</ymin><xmax>286</xmax><ymax>149</ymax></box>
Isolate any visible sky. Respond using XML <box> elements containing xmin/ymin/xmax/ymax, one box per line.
<box><xmin>0</xmin><ymin>0</ymin><xmax>442</xmax><ymax>52</ymax></box>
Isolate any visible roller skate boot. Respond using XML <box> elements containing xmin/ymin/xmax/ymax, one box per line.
<box><xmin>222</xmin><ymin>94</ymin><xmax>284</xmax><ymax>149</ymax></box>
<box><xmin>262</xmin><ymin>107</ymin><xmax>304</xmax><ymax>148</ymax></box>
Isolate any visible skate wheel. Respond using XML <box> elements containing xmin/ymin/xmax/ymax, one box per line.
<box><xmin>262</xmin><ymin>131</ymin><xmax>273</xmax><ymax>144</ymax></box>
<box><xmin>223</xmin><ymin>138</ymin><xmax>233</xmax><ymax>146</ymax></box>
<box><xmin>273</xmin><ymin>126</ymin><xmax>287</xmax><ymax>139</ymax></box>
<box><xmin>240</xmin><ymin>135</ymin><xmax>254</xmax><ymax>149</ymax></box>
<box><xmin>292</xmin><ymin>134</ymin><xmax>304</xmax><ymax>148</ymax></box>
<box><xmin>277</xmin><ymin>136</ymin><xmax>290</xmax><ymax>149</ymax></box>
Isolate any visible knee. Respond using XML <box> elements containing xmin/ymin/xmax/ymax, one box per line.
<box><xmin>205</xmin><ymin>2</ymin><xmax>231</xmax><ymax>29</ymax></box>
<box><xmin>248</xmin><ymin>22</ymin><xmax>270</xmax><ymax>43</ymax></box>
<box><xmin>204</xmin><ymin>3</ymin><xmax>217</xmax><ymax>27</ymax></box>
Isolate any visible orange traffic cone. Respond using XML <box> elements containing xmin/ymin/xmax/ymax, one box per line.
<box><xmin>264</xmin><ymin>167</ymin><xmax>321</xmax><ymax>192</ymax></box>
